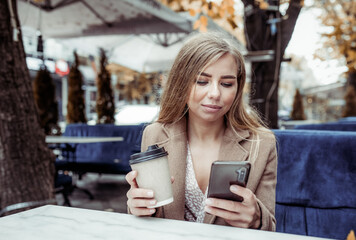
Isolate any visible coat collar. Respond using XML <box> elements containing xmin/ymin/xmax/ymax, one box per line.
<box><xmin>160</xmin><ymin>116</ymin><xmax>251</xmax><ymax>223</ymax></box>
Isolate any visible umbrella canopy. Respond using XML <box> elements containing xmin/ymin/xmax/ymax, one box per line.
<box><xmin>18</xmin><ymin>0</ymin><xmax>245</xmax><ymax>73</ymax></box>
<box><xmin>55</xmin><ymin>33</ymin><xmax>188</xmax><ymax>73</ymax></box>
<box><xmin>17</xmin><ymin>0</ymin><xmax>192</xmax><ymax>38</ymax></box>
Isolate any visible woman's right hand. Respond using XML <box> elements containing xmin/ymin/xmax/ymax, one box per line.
<box><xmin>125</xmin><ymin>170</ymin><xmax>157</xmax><ymax>216</ymax></box>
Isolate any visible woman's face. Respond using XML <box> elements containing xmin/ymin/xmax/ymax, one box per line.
<box><xmin>187</xmin><ymin>53</ymin><xmax>238</xmax><ymax>125</ymax></box>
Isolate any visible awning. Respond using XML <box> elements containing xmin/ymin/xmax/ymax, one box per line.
<box><xmin>17</xmin><ymin>0</ymin><xmax>192</xmax><ymax>38</ymax></box>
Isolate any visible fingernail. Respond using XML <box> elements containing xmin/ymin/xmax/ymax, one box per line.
<box><xmin>149</xmin><ymin>200</ymin><xmax>156</xmax><ymax>205</ymax></box>
<box><xmin>205</xmin><ymin>199</ymin><xmax>212</xmax><ymax>205</ymax></box>
<box><xmin>204</xmin><ymin>206</ymin><xmax>211</xmax><ymax>213</ymax></box>
<box><xmin>149</xmin><ymin>209</ymin><xmax>156</xmax><ymax>214</ymax></box>
<box><xmin>147</xmin><ymin>191</ymin><xmax>154</xmax><ymax>197</ymax></box>
<box><xmin>230</xmin><ymin>185</ymin><xmax>238</xmax><ymax>192</ymax></box>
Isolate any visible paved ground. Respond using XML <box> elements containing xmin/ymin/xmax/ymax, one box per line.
<box><xmin>55</xmin><ymin>173</ymin><xmax>130</xmax><ymax>213</ymax></box>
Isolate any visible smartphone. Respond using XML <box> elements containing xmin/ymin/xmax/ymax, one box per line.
<box><xmin>207</xmin><ymin>161</ymin><xmax>251</xmax><ymax>202</ymax></box>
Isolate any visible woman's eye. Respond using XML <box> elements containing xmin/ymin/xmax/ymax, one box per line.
<box><xmin>221</xmin><ymin>82</ymin><xmax>233</xmax><ymax>87</ymax></box>
<box><xmin>196</xmin><ymin>80</ymin><xmax>208</xmax><ymax>85</ymax></box>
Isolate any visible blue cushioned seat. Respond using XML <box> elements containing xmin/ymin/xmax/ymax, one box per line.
<box><xmin>273</xmin><ymin>130</ymin><xmax>356</xmax><ymax>239</ymax></box>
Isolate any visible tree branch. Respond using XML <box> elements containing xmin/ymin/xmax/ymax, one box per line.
<box><xmin>280</xmin><ymin>0</ymin><xmax>303</xmax><ymax>54</ymax></box>
<box><xmin>241</xmin><ymin>0</ymin><xmax>255</xmax><ymax>6</ymax></box>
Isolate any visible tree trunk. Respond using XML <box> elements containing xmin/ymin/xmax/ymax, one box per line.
<box><xmin>347</xmin><ymin>72</ymin><xmax>356</xmax><ymax>90</ymax></box>
<box><xmin>0</xmin><ymin>0</ymin><xmax>54</xmax><ymax>211</ymax></box>
<box><xmin>243</xmin><ymin>0</ymin><xmax>302</xmax><ymax>128</ymax></box>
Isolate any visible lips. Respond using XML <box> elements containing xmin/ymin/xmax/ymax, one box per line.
<box><xmin>202</xmin><ymin>104</ymin><xmax>222</xmax><ymax>112</ymax></box>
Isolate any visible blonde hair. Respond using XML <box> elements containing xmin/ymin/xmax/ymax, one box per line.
<box><xmin>158</xmin><ymin>31</ymin><xmax>267</xmax><ymax>134</ymax></box>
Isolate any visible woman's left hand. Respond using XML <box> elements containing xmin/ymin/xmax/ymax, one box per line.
<box><xmin>204</xmin><ymin>185</ymin><xmax>261</xmax><ymax>229</ymax></box>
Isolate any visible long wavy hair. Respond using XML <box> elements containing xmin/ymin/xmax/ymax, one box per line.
<box><xmin>157</xmin><ymin>31</ymin><xmax>267</xmax><ymax>134</ymax></box>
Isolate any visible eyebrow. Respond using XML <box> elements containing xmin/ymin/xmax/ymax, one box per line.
<box><xmin>200</xmin><ymin>72</ymin><xmax>237</xmax><ymax>79</ymax></box>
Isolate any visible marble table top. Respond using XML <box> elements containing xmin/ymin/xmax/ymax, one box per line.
<box><xmin>45</xmin><ymin>136</ymin><xmax>124</xmax><ymax>143</ymax></box>
<box><xmin>0</xmin><ymin>205</ymin><xmax>332</xmax><ymax>240</ymax></box>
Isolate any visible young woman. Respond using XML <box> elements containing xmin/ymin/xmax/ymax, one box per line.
<box><xmin>126</xmin><ymin>32</ymin><xmax>277</xmax><ymax>231</ymax></box>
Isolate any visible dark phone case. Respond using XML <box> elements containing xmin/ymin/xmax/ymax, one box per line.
<box><xmin>207</xmin><ymin>161</ymin><xmax>251</xmax><ymax>202</ymax></box>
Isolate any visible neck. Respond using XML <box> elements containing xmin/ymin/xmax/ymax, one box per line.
<box><xmin>187</xmin><ymin>116</ymin><xmax>225</xmax><ymax>143</ymax></box>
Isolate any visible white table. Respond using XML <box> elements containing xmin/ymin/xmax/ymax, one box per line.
<box><xmin>0</xmin><ymin>205</ymin><xmax>332</xmax><ymax>240</ymax></box>
<box><xmin>45</xmin><ymin>136</ymin><xmax>124</xmax><ymax>143</ymax></box>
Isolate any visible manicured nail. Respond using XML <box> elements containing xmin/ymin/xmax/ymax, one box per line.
<box><xmin>204</xmin><ymin>206</ymin><xmax>211</xmax><ymax>213</ymax></box>
<box><xmin>230</xmin><ymin>185</ymin><xmax>238</xmax><ymax>192</ymax></box>
<box><xmin>147</xmin><ymin>191</ymin><xmax>154</xmax><ymax>197</ymax></box>
<box><xmin>149</xmin><ymin>209</ymin><xmax>156</xmax><ymax>214</ymax></box>
<box><xmin>149</xmin><ymin>200</ymin><xmax>156</xmax><ymax>205</ymax></box>
<box><xmin>205</xmin><ymin>199</ymin><xmax>212</xmax><ymax>205</ymax></box>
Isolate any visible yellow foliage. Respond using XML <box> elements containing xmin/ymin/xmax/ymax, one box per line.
<box><xmin>316</xmin><ymin>0</ymin><xmax>356</xmax><ymax>74</ymax></box>
<box><xmin>189</xmin><ymin>9</ymin><xmax>196</xmax><ymax>16</ymax></box>
<box><xmin>200</xmin><ymin>15</ymin><xmax>208</xmax><ymax>27</ymax></box>
<box><xmin>227</xmin><ymin>6</ymin><xmax>235</xmax><ymax>15</ymax></box>
<box><xmin>193</xmin><ymin>19</ymin><xmax>200</xmax><ymax>30</ymax></box>
<box><xmin>260</xmin><ymin>1</ymin><xmax>269</xmax><ymax>10</ymax></box>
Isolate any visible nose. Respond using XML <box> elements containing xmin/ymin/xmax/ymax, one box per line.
<box><xmin>207</xmin><ymin>82</ymin><xmax>220</xmax><ymax>100</ymax></box>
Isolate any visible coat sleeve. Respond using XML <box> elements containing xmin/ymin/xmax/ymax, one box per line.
<box><xmin>255</xmin><ymin>135</ymin><xmax>278</xmax><ymax>231</ymax></box>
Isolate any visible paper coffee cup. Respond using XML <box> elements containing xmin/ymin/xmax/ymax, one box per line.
<box><xmin>130</xmin><ymin>145</ymin><xmax>173</xmax><ymax>208</ymax></box>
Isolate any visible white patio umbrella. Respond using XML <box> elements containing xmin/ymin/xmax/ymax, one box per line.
<box><xmin>55</xmin><ymin>33</ymin><xmax>189</xmax><ymax>73</ymax></box>
<box><xmin>17</xmin><ymin>0</ymin><xmax>192</xmax><ymax>38</ymax></box>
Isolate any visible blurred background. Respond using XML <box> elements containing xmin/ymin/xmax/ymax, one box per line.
<box><xmin>16</xmin><ymin>0</ymin><xmax>356</xmax><ymax>131</ymax></box>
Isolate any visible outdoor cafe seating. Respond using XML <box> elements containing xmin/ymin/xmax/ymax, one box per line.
<box><xmin>55</xmin><ymin>123</ymin><xmax>145</xmax><ymax>176</ymax></box>
<box><xmin>273</xmin><ymin>129</ymin><xmax>356</xmax><ymax>239</ymax></box>
<box><xmin>52</xmin><ymin>123</ymin><xmax>356</xmax><ymax>240</ymax></box>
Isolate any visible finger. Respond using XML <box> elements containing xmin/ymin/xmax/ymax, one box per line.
<box><xmin>204</xmin><ymin>204</ymin><xmax>240</xmax><ymax>221</ymax></box>
<box><xmin>125</xmin><ymin>171</ymin><xmax>138</xmax><ymax>188</ymax></box>
<box><xmin>127</xmin><ymin>198</ymin><xmax>157</xmax><ymax>208</ymax></box>
<box><xmin>230</xmin><ymin>185</ymin><xmax>254</xmax><ymax>204</ymax></box>
<box><xmin>204</xmin><ymin>205</ymin><xmax>251</xmax><ymax>228</ymax></box>
<box><xmin>205</xmin><ymin>198</ymin><xmax>242</xmax><ymax>212</ymax></box>
<box><xmin>127</xmin><ymin>188</ymin><xmax>154</xmax><ymax>199</ymax></box>
<box><xmin>129</xmin><ymin>207</ymin><xmax>156</xmax><ymax>217</ymax></box>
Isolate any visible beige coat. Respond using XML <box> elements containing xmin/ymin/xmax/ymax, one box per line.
<box><xmin>140</xmin><ymin>117</ymin><xmax>277</xmax><ymax>231</ymax></box>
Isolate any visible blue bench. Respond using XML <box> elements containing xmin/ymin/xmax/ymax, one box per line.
<box><xmin>273</xmin><ymin>130</ymin><xmax>356</xmax><ymax>239</ymax></box>
<box><xmin>56</xmin><ymin>123</ymin><xmax>145</xmax><ymax>174</ymax></box>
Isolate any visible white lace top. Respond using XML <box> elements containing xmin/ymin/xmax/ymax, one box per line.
<box><xmin>184</xmin><ymin>144</ymin><xmax>207</xmax><ymax>223</ymax></box>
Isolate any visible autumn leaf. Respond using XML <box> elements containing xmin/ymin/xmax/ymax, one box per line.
<box><xmin>347</xmin><ymin>230</ymin><xmax>355</xmax><ymax>240</ymax></box>
<box><xmin>200</xmin><ymin>15</ymin><xmax>208</xmax><ymax>27</ymax></box>
<box><xmin>260</xmin><ymin>1</ymin><xmax>269</xmax><ymax>10</ymax></box>
<box><xmin>189</xmin><ymin>9</ymin><xmax>196</xmax><ymax>16</ymax></box>
<box><xmin>227</xmin><ymin>6</ymin><xmax>234</xmax><ymax>15</ymax></box>
<box><xmin>193</xmin><ymin>19</ymin><xmax>200</xmax><ymax>30</ymax></box>
<box><xmin>219</xmin><ymin>8</ymin><xmax>225</xmax><ymax>18</ymax></box>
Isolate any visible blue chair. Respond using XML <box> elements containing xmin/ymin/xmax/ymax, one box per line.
<box><xmin>54</xmin><ymin>172</ymin><xmax>73</xmax><ymax>206</ymax></box>
<box><xmin>56</xmin><ymin>123</ymin><xmax>145</xmax><ymax>175</ymax></box>
<box><xmin>273</xmin><ymin>130</ymin><xmax>356</xmax><ymax>239</ymax></box>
